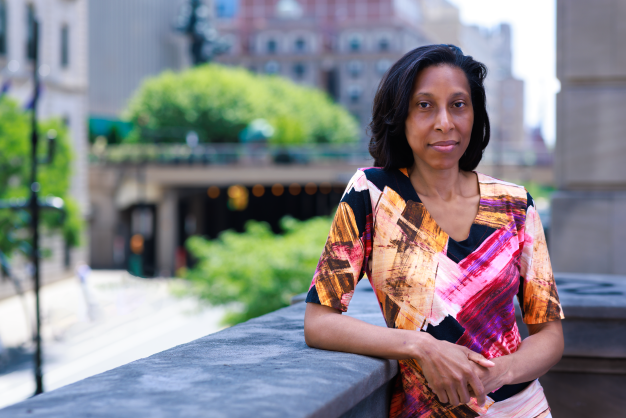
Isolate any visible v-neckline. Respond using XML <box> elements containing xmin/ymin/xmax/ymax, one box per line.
<box><xmin>396</xmin><ymin>168</ymin><xmax>483</xmax><ymax>244</ymax></box>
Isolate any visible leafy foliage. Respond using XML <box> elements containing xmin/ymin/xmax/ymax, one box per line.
<box><xmin>185</xmin><ymin>216</ymin><xmax>332</xmax><ymax>325</ymax></box>
<box><xmin>0</xmin><ymin>97</ymin><xmax>83</xmax><ymax>258</ymax></box>
<box><xmin>125</xmin><ymin>64</ymin><xmax>359</xmax><ymax>145</ymax></box>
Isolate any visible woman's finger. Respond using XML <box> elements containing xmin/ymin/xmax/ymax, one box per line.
<box><xmin>467</xmin><ymin>351</ymin><xmax>495</xmax><ymax>368</ymax></box>
<box><xmin>456</xmin><ymin>381</ymin><xmax>472</xmax><ymax>405</ymax></box>
<box><xmin>467</xmin><ymin>374</ymin><xmax>487</xmax><ymax>407</ymax></box>
<box><xmin>446</xmin><ymin>387</ymin><xmax>462</xmax><ymax>407</ymax></box>
<box><xmin>434</xmin><ymin>387</ymin><xmax>449</xmax><ymax>405</ymax></box>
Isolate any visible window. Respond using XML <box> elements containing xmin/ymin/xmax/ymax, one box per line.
<box><xmin>26</xmin><ymin>4</ymin><xmax>36</xmax><ymax>61</ymax></box>
<box><xmin>348</xmin><ymin>35</ymin><xmax>361</xmax><ymax>53</ymax></box>
<box><xmin>0</xmin><ymin>0</ymin><xmax>6</xmax><ymax>55</ymax></box>
<box><xmin>267</xmin><ymin>39</ymin><xmax>277</xmax><ymax>54</ymax></box>
<box><xmin>294</xmin><ymin>37</ymin><xmax>306</xmax><ymax>53</ymax></box>
<box><xmin>379</xmin><ymin>38</ymin><xmax>390</xmax><ymax>52</ymax></box>
<box><xmin>347</xmin><ymin>60</ymin><xmax>363</xmax><ymax>78</ymax></box>
<box><xmin>293</xmin><ymin>62</ymin><xmax>306</xmax><ymax>79</ymax></box>
<box><xmin>376</xmin><ymin>59</ymin><xmax>392</xmax><ymax>75</ymax></box>
<box><xmin>264</xmin><ymin>60</ymin><xmax>280</xmax><ymax>74</ymax></box>
<box><xmin>216</xmin><ymin>0</ymin><xmax>238</xmax><ymax>19</ymax></box>
<box><xmin>60</xmin><ymin>25</ymin><xmax>69</xmax><ymax>68</ymax></box>
<box><xmin>348</xmin><ymin>85</ymin><xmax>362</xmax><ymax>103</ymax></box>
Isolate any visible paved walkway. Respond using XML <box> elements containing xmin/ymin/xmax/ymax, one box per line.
<box><xmin>0</xmin><ymin>270</ymin><xmax>225</xmax><ymax>409</ymax></box>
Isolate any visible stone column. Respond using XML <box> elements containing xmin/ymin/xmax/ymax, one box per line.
<box><xmin>550</xmin><ymin>0</ymin><xmax>626</xmax><ymax>274</ymax></box>
<box><xmin>157</xmin><ymin>189</ymin><xmax>178</xmax><ymax>277</ymax></box>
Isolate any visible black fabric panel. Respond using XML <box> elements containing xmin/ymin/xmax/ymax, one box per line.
<box><xmin>305</xmin><ymin>285</ymin><xmax>321</xmax><ymax>304</ymax></box>
<box><xmin>340</xmin><ymin>187</ymin><xmax>370</xmax><ymax>237</ymax></box>
<box><xmin>361</xmin><ymin>167</ymin><xmax>397</xmax><ymax>195</ymax></box>
<box><xmin>526</xmin><ymin>191</ymin><xmax>534</xmax><ymax>210</ymax></box>
<box><xmin>489</xmin><ymin>380</ymin><xmax>534</xmax><ymax>402</ymax></box>
<box><xmin>392</xmin><ymin>169</ymin><xmax>422</xmax><ymax>203</ymax></box>
<box><xmin>423</xmin><ymin>315</ymin><xmax>466</xmax><ymax>343</ymax></box>
<box><xmin>446</xmin><ymin>223</ymin><xmax>498</xmax><ymax>263</ymax></box>
<box><xmin>517</xmin><ymin>275</ymin><xmax>526</xmax><ymax>319</ymax></box>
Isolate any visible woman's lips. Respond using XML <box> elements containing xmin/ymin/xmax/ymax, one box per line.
<box><xmin>429</xmin><ymin>141</ymin><xmax>459</xmax><ymax>153</ymax></box>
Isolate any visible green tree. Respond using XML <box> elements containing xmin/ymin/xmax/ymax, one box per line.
<box><xmin>0</xmin><ymin>97</ymin><xmax>82</xmax><ymax>259</ymax></box>
<box><xmin>124</xmin><ymin>64</ymin><xmax>359</xmax><ymax>144</ymax></box>
<box><xmin>185</xmin><ymin>216</ymin><xmax>332</xmax><ymax>325</ymax></box>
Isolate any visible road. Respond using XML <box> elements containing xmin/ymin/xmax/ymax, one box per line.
<box><xmin>0</xmin><ymin>270</ymin><xmax>225</xmax><ymax>409</ymax></box>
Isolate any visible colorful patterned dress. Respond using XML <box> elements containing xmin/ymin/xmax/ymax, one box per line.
<box><xmin>306</xmin><ymin>168</ymin><xmax>564</xmax><ymax>418</ymax></box>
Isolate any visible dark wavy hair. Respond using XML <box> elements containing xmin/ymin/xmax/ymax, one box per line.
<box><xmin>368</xmin><ymin>44</ymin><xmax>490</xmax><ymax>171</ymax></box>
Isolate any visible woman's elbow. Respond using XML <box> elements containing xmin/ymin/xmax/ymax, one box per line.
<box><xmin>303</xmin><ymin>316</ymin><xmax>321</xmax><ymax>348</ymax></box>
<box><xmin>304</xmin><ymin>302</ymin><xmax>339</xmax><ymax>348</ymax></box>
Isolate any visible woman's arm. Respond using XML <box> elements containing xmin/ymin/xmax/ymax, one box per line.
<box><xmin>305</xmin><ymin>302</ymin><xmax>496</xmax><ymax>407</ymax></box>
<box><xmin>470</xmin><ymin>319</ymin><xmax>564</xmax><ymax>393</ymax></box>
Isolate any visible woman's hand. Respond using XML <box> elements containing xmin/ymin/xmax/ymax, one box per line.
<box><xmin>468</xmin><ymin>356</ymin><xmax>511</xmax><ymax>395</ymax></box>
<box><xmin>414</xmin><ymin>335</ymin><xmax>495</xmax><ymax>408</ymax></box>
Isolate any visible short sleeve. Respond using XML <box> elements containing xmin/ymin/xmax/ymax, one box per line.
<box><xmin>305</xmin><ymin>170</ymin><xmax>372</xmax><ymax>312</ymax></box>
<box><xmin>517</xmin><ymin>192</ymin><xmax>565</xmax><ymax>324</ymax></box>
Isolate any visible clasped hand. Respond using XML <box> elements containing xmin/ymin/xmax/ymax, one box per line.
<box><xmin>417</xmin><ymin>337</ymin><xmax>508</xmax><ymax>408</ymax></box>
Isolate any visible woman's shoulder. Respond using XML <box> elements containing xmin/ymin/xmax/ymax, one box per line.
<box><xmin>350</xmin><ymin>167</ymin><xmax>402</xmax><ymax>191</ymax></box>
<box><xmin>476</xmin><ymin>172</ymin><xmax>528</xmax><ymax>201</ymax></box>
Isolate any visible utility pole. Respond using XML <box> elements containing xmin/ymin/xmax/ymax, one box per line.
<box><xmin>30</xmin><ymin>19</ymin><xmax>43</xmax><ymax>396</ymax></box>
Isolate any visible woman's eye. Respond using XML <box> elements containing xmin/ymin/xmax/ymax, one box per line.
<box><xmin>453</xmin><ymin>102</ymin><xmax>466</xmax><ymax>108</ymax></box>
<box><xmin>418</xmin><ymin>102</ymin><xmax>430</xmax><ymax>109</ymax></box>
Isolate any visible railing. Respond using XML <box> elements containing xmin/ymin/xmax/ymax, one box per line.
<box><xmin>89</xmin><ymin>143</ymin><xmax>373</xmax><ymax>166</ymax></box>
<box><xmin>88</xmin><ymin>143</ymin><xmax>553</xmax><ymax>167</ymax></box>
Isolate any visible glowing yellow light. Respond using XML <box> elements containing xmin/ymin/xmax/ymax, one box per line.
<box><xmin>252</xmin><ymin>184</ymin><xmax>265</xmax><ymax>197</ymax></box>
<box><xmin>227</xmin><ymin>185</ymin><xmax>249</xmax><ymax>211</ymax></box>
<box><xmin>289</xmin><ymin>183</ymin><xmax>301</xmax><ymax>196</ymax></box>
<box><xmin>272</xmin><ymin>184</ymin><xmax>284</xmax><ymax>196</ymax></box>
<box><xmin>320</xmin><ymin>182</ymin><xmax>332</xmax><ymax>194</ymax></box>
<box><xmin>130</xmin><ymin>234</ymin><xmax>144</xmax><ymax>255</ymax></box>
<box><xmin>305</xmin><ymin>183</ymin><xmax>317</xmax><ymax>195</ymax></box>
<box><xmin>208</xmin><ymin>186</ymin><xmax>220</xmax><ymax>199</ymax></box>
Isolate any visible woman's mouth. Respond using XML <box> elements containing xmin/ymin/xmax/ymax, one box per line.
<box><xmin>429</xmin><ymin>141</ymin><xmax>459</xmax><ymax>153</ymax></box>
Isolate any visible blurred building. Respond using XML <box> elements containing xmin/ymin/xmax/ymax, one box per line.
<box><xmin>0</xmin><ymin>0</ymin><xmax>89</xmax><ymax>295</ymax></box>
<box><xmin>214</xmin><ymin>0</ymin><xmax>431</xmax><ymax>140</ymax></box>
<box><xmin>88</xmin><ymin>0</ymin><xmax>190</xmax><ymax>120</ymax></box>
<box><xmin>551</xmin><ymin>0</ymin><xmax>626</xmax><ymax>275</ymax></box>
<box><xmin>214</xmin><ymin>0</ymin><xmax>525</xmax><ymax>149</ymax></box>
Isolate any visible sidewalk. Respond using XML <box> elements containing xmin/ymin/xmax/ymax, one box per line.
<box><xmin>0</xmin><ymin>270</ymin><xmax>225</xmax><ymax>409</ymax></box>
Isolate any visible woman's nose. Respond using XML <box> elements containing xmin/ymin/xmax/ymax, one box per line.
<box><xmin>434</xmin><ymin>108</ymin><xmax>454</xmax><ymax>132</ymax></box>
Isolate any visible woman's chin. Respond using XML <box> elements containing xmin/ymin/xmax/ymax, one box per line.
<box><xmin>419</xmin><ymin>158</ymin><xmax>461</xmax><ymax>172</ymax></box>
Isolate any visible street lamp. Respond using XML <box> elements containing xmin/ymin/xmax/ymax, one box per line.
<box><xmin>174</xmin><ymin>0</ymin><xmax>230</xmax><ymax>65</ymax></box>
<box><xmin>29</xmin><ymin>18</ymin><xmax>44</xmax><ymax>396</ymax></box>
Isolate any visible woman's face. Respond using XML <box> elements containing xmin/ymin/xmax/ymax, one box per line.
<box><xmin>405</xmin><ymin>64</ymin><xmax>474</xmax><ymax>171</ymax></box>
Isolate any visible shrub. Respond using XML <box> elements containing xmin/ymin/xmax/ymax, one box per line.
<box><xmin>124</xmin><ymin>64</ymin><xmax>359</xmax><ymax>145</ymax></box>
<box><xmin>185</xmin><ymin>216</ymin><xmax>331</xmax><ymax>325</ymax></box>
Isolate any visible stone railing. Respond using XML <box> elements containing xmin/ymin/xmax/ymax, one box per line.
<box><xmin>1</xmin><ymin>273</ymin><xmax>624</xmax><ymax>417</ymax></box>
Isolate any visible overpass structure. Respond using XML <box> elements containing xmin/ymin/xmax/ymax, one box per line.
<box><xmin>88</xmin><ymin>144</ymin><xmax>553</xmax><ymax>276</ymax></box>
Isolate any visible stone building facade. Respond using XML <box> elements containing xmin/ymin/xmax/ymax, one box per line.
<box><xmin>550</xmin><ymin>0</ymin><xmax>626</xmax><ymax>275</ymax></box>
<box><xmin>214</xmin><ymin>0</ymin><xmax>525</xmax><ymax>149</ymax></box>
<box><xmin>0</xmin><ymin>0</ymin><xmax>89</xmax><ymax>295</ymax></box>
<box><xmin>88</xmin><ymin>0</ymin><xmax>190</xmax><ymax>118</ymax></box>
<box><xmin>215</xmin><ymin>0</ymin><xmax>432</xmax><ymax>141</ymax></box>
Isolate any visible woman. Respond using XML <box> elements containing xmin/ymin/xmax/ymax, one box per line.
<box><xmin>303</xmin><ymin>45</ymin><xmax>564</xmax><ymax>418</ymax></box>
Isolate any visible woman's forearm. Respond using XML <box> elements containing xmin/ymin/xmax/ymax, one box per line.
<box><xmin>500</xmin><ymin>320</ymin><xmax>564</xmax><ymax>384</ymax></box>
<box><xmin>304</xmin><ymin>301</ymin><xmax>497</xmax><ymax>407</ymax></box>
<box><xmin>304</xmin><ymin>302</ymin><xmax>427</xmax><ymax>360</ymax></box>
<box><xmin>475</xmin><ymin>320</ymin><xmax>564</xmax><ymax>392</ymax></box>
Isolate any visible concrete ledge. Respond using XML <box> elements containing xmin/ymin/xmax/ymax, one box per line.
<box><xmin>2</xmin><ymin>272</ymin><xmax>624</xmax><ymax>417</ymax></box>
<box><xmin>0</xmin><ymin>281</ymin><xmax>397</xmax><ymax>418</ymax></box>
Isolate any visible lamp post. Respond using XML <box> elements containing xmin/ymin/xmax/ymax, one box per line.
<box><xmin>174</xmin><ymin>0</ymin><xmax>229</xmax><ymax>65</ymax></box>
<box><xmin>29</xmin><ymin>19</ymin><xmax>43</xmax><ymax>396</ymax></box>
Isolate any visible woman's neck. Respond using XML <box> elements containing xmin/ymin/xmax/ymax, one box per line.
<box><xmin>408</xmin><ymin>163</ymin><xmax>470</xmax><ymax>201</ymax></box>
